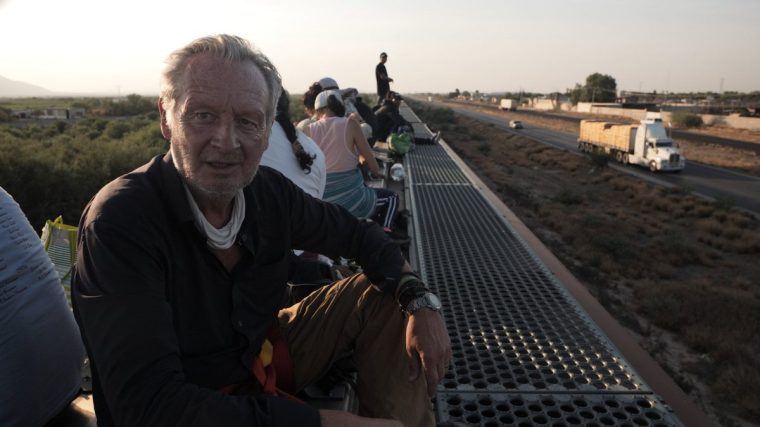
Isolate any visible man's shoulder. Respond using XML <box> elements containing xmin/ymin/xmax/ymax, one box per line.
<box><xmin>254</xmin><ymin>165</ymin><xmax>291</xmax><ymax>189</ymax></box>
<box><xmin>83</xmin><ymin>155</ymin><xmax>169</xmax><ymax>227</ymax></box>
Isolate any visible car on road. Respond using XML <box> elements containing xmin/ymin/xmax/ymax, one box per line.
<box><xmin>509</xmin><ymin>120</ymin><xmax>523</xmax><ymax>129</ymax></box>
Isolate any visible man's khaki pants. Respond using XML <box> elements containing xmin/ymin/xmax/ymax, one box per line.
<box><xmin>278</xmin><ymin>273</ymin><xmax>435</xmax><ymax>427</ymax></box>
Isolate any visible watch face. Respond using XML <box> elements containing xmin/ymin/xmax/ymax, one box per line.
<box><xmin>425</xmin><ymin>293</ymin><xmax>442</xmax><ymax>310</ymax></box>
<box><xmin>407</xmin><ymin>293</ymin><xmax>442</xmax><ymax>314</ymax></box>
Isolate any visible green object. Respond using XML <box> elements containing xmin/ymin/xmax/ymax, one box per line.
<box><xmin>41</xmin><ymin>216</ymin><xmax>78</xmax><ymax>307</ymax></box>
<box><xmin>388</xmin><ymin>132</ymin><xmax>412</xmax><ymax>155</ymax></box>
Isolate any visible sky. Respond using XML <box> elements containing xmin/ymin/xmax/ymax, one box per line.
<box><xmin>1</xmin><ymin>0</ymin><xmax>759</xmax><ymax>96</ymax></box>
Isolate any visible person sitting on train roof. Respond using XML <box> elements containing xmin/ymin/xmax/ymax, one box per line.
<box><xmin>315</xmin><ymin>76</ymin><xmax>374</xmax><ymax>141</ymax></box>
<box><xmin>261</xmin><ymin>88</ymin><xmax>326</xmax><ymax>200</ymax></box>
<box><xmin>305</xmin><ymin>90</ymin><xmax>401</xmax><ymax>232</ymax></box>
<box><xmin>0</xmin><ymin>186</ymin><xmax>86</xmax><ymax>427</ymax></box>
<box><xmin>374</xmin><ymin>91</ymin><xmax>412</xmax><ymax>143</ymax></box>
<box><xmin>72</xmin><ymin>34</ymin><xmax>450</xmax><ymax>427</ymax></box>
<box><xmin>296</xmin><ymin>82</ymin><xmax>323</xmax><ymax>132</ymax></box>
<box><xmin>373</xmin><ymin>92</ymin><xmax>441</xmax><ymax>145</ymax></box>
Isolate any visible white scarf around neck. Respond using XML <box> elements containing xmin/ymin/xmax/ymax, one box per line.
<box><xmin>183</xmin><ymin>183</ymin><xmax>246</xmax><ymax>250</ymax></box>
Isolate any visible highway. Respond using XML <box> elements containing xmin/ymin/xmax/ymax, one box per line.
<box><xmin>417</xmin><ymin>98</ymin><xmax>760</xmax><ymax>217</ymax></box>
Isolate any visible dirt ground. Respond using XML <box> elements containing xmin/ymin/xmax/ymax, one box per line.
<box><xmin>446</xmin><ymin>99</ymin><xmax>760</xmax><ymax>176</ymax></box>
<box><xmin>410</xmin><ymin>100</ymin><xmax>760</xmax><ymax>427</ymax></box>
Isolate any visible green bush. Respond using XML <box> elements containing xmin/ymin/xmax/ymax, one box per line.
<box><xmin>671</xmin><ymin>111</ymin><xmax>703</xmax><ymax>128</ymax></box>
<box><xmin>0</xmin><ymin>117</ymin><xmax>167</xmax><ymax>231</ymax></box>
<box><xmin>105</xmin><ymin>121</ymin><xmax>132</xmax><ymax>139</ymax></box>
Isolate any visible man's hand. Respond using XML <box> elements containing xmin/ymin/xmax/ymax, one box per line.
<box><xmin>319</xmin><ymin>409</ymin><xmax>401</xmax><ymax>427</ymax></box>
<box><xmin>406</xmin><ymin>308</ymin><xmax>451</xmax><ymax>397</ymax></box>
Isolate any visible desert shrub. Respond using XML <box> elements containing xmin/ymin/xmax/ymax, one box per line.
<box><xmin>590</xmin><ymin>234</ymin><xmax>636</xmax><ymax>259</ymax></box>
<box><xmin>692</xmin><ymin>205</ymin><xmax>715</xmax><ymax>218</ymax></box>
<box><xmin>641</xmin><ymin>283</ymin><xmax>760</xmax><ymax>420</ymax></box>
<box><xmin>476</xmin><ymin>143</ymin><xmax>491</xmax><ymax>155</ymax></box>
<box><xmin>105</xmin><ymin>121</ymin><xmax>132</xmax><ymax>139</ymax></box>
<box><xmin>0</xmin><ymin>106</ymin><xmax>11</xmax><ymax>122</ymax></box>
<box><xmin>696</xmin><ymin>218</ymin><xmax>723</xmax><ymax>236</ymax></box>
<box><xmin>54</xmin><ymin>121</ymin><xmax>68</xmax><ymax>134</ymax></box>
<box><xmin>588</xmin><ymin>151</ymin><xmax>609</xmax><ymax>168</ymax></box>
<box><xmin>713</xmin><ymin>196</ymin><xmax>735</xmax><ymax>211</ymax></box>
<box><xmin>427</xmin><ymin>106</ymin><xmax>456</xmax><ymax>123</ymax></box>
<box><xmin>671</xmin><ymin>111</ymin><xmax>703</xmax><ymax>128</ymax></box>
<box><xmin>732</xmin><ymin>235</ymin><xmax>760</xmax><ymax>254</ymax></box>
<box><xmin>554</xmin><ymin>188</ymin><xmax>583</xmax><ymax>205</ymax></box>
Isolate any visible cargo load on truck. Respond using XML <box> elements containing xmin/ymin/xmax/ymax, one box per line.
<box><xmin>577</xmin><ymin>114</ymin><xmax>685</xmax><ymax>172</ymax></box>
<box><xmin>499</xmin><ymin>99</ymin><xmax>518</xmax><ymax>111</ymax></box>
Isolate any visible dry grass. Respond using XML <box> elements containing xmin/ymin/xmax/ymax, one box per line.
<box><xmin>412</xmin><ymin>100</ymin><xmax>760</xmax><ymax>426</ymax></box>
<box><xmin>680</xmin><ymin>141</ymin><xmax>760</xmax><ymax>175</ymax></box>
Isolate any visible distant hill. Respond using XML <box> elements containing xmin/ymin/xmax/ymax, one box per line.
<box><xmin>0</xmin><ymin>75</ymin><xmax>55</xmax><ymax>97</ymax></box>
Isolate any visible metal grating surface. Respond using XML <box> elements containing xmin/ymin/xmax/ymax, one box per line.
<box><xmin>414</xmin><ymin>184</ymin><xmax>645</xmax><ymax>393</ymax></box>
<box><xmin>437</xmin><ymin>393</ymin><xmax>676</xmax><ymax>427</ymax></box>
<box><xmin>411</xmin><ymin>122</ymin><xmax>434</xmax><ymax>139</ymax></box>
<box><xmin>407</xmin><ymin>145</ymin><xmax>469</xmax><ymax>185</ymax></box>
<box><xmin>406</xmin><ymin>141</ymin><xmax>683</xmax><ymax>426</ymax></box>
<box><xmin>399</xmin><ymin>104</ymin><xmax>423</xmax><ymax>123</ymax></box>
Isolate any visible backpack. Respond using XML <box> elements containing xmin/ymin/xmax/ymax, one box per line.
<box><xmin>388</xmin><ymin>131</ymin><xmax>412</xmax><ymax>155</ymax></box>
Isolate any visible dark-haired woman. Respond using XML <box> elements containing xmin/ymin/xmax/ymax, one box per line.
<box><xmin>305</xmin><ymin>90</ymin><xmax>399</xmax><ymax>230</ymax></box>
<box><xmin>295</xmin><ymin>82</ymin><xmax>323</xmax><ymax>133</ymax></box>
<box><xmin>261</xmin><ymin>89</ymin><xmax>326</xmax><ymax>199</ymax></box>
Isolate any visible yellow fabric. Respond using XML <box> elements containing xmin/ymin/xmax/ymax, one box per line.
<box><xmin>42</xmin><ymin>216</ymin><xmax>78</xmax><ymax>263</ymax></box>
<box><xmin>259</xmin><ymin>339</ymin><xmax>273</xmax><ymax>367</ymax></box>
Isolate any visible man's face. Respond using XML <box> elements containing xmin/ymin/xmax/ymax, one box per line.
<box><xmin>380</xmin><ymin>55</ymin><xmax>387</xmax><ymax>64</ymax></box>
<box><xmin>160</xmin><ymin>53</ymin><xmax>271</xmax><ymax>200</ymax></box>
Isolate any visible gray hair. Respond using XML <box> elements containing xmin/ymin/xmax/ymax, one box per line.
<box><xmin>160</xmin><ymin>34</ymin><xmax>282</xmax><ymax>123</ymax></box>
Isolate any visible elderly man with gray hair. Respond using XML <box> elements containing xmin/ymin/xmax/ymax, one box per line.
<box><xmin>73</xmin><ymin>34</ymin><xmax>450</xmax><ymax>427</ymax></box>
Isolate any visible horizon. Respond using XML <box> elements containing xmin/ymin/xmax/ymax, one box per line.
<box><xmin>1</xmin><ymin>0</ymin><xmax>759</xmax><ymax>96</ymax></box>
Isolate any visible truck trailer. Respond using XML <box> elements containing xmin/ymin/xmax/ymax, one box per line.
<box><xmin>499</xmin><ymin>99</ymin><xmax>518</xmax><ymax>111</ymax></box>
<box><xmin>577</xmin><ymin>115</ymin><xmax>685</xmax><ymax>172</ymax></box>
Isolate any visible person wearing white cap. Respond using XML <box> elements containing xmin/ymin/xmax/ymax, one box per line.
<box><xmin>318</xmin><ymin>77</ymin><xmax>339</xmax><ymax>90</ymax></box>
<box><xmin>313</xmin><ymin>78</ymin><xmax>374</xmax><ymax>141</ymax></box>
<box><xmin>305</xmin><ymin>90</ymin><xmax>400</xmax><ymax>231</ymax></box>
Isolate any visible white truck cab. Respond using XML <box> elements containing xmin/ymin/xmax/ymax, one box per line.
<box><xmin>629</xmin><ymin>115</ymin><xmax>686</xmax><ymax>172</ymax></box>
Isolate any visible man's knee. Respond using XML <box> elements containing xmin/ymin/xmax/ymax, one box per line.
<box><xmin>333</xmin><ymin>273</ymin><xmax>397</xmax><ymax>314</ymax></box>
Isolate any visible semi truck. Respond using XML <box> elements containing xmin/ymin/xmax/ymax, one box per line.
<box><xmin>577</xmin><ymin>114</ymin><xmax>686</xmax><ymax>172</ymax></box>
<box><xmin>499</xmin><ymin>99</ymin><xmax>518</xmax><ymax>111</ymax></box>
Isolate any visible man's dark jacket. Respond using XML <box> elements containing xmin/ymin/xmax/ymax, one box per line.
<box><xmin>73</xmin><ymin>153</ymin><xmax>404</xmax><ymax>426</ymax></box>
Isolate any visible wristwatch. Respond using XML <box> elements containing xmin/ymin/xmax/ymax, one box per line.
<box><xmin>404</xmin><ymin>292</ymin><xmax>442</xmax><ymax>315</ymax></box>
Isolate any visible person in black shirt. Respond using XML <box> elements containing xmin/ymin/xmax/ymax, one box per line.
<box><xmin>72</xmin><ymin>34</ymin><xmax>450</xmax><ymax>427</ymax></box>
<box><xmin>375</xmin><ymin>52</ymin><xmax>393</xmax><ymax>105</ymax></box>
<box><xmin>374</xmin><ymin>91</ymin><xmax>412</xmax><ymax>143</ymax></box>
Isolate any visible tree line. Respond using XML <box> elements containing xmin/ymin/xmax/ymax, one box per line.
<box><xmin>0</xmin><ymin>112</ymin><xmax>168</xmax><ymax>232</ymax></box>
